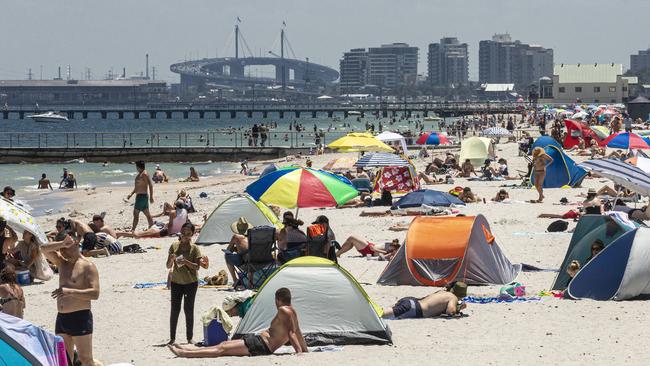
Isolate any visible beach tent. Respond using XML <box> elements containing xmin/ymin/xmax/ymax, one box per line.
<box><xmin>529</xmin><ymin>145</ymin><xmax>586</xmax><ymax>188</ymax></box>
<box><xmin>375</xmin><ymin>131</ymin><xmax>409</xmax><ymax>155</ymax></box>
<box><xmin>551</xmin><ymin>215</ymin><xmax>632</xmax><ymax>291</ymax></box>
<box><xmin>391</xmin><ymin>189</ymin><xmax>465</xmax><ymax>209</ymax></box>
<box><xmin>459</xmin><ymin>137</ymin><xmax>495</xmax><ymax>166</ymax></box>
<box><xmin>233</xmin><ymin>257</ymin><xmax>392</xmax><ymax>346</ymax></box>
<box><xmin>531</xmin><ymin>135</ymin><xmax>561</xmax><ymax>151</ymax></box>
<box><xmin>373</xmin><ymin>165</ymin><xmax>420</xmax><ymax>194</ymax></box>
<box><xmin>196</xmin><ymin>194</ymin><xmax>281</xmax><ymax>245</ymax></box>
<box><xmin>563</xmin><ymin>119</ymin><xmax>601</xmax><ymax>148</ymax></box>
<box><xmin>260</xmin><ymin>164</ymin><xmax>278</xmax><ymax>177</ymax></box>
<box><xmin>377</xmin><ymin>215</ymin><xmax>521</xmax><ymax>286</ymax></box>
<box><xmin>567</xmin><ymin>226</ymin><xmax>650</xmax><ymax>300</ymax></box>
<box><xmin>0</xmin><ymin>313</ymin><xmax>67</xmax><ymax>366</ymax></box>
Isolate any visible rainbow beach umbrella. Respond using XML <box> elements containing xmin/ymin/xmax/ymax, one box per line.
<box><xmin>602</xmin><ymin>132</ymin><xmax>650</xmax><ymax>150</ymax></box>
<box><xmin>245</xmin><ymin>167</ymin><xmax>359</xmax><ymax>209</ymax></box>
<box><xmin>416</xmin><ymin>132</ymin><xmax>450</xmax><ymax>145</ymax></box>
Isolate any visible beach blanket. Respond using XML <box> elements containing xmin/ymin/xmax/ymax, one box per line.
<box><xmin>512</xmin><ymin>232</ymin><xmax>572</xmax><ymax>236</ymax></box>
<box><xmin>274</xmin><ymin>345</ymin><xmax>344</xmax><ymax>354</ymax></box>
<box><xmin>133</xmin><ymin>279</ymin><xmax>229</xmax><ymax>289</ymax></box>
<box><xmin>462</xmin><ymin>296</ymin><xmax>541</xmax><ymax>304</ymax></box>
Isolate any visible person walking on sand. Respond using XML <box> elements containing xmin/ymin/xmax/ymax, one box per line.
<box><xmin>532</xmin><ymin>147</ymin><xmax>553</xmax><ymax>203</ymax></box>
<box><xmin>42</xmin><ymin>234</ymin><xmax>100</xmax><ymax>366</ymax></box>
<box><xmin>167</xmin><ymin>222</ymin><xmax>202</xmax><ymax>345</ymax></box>
<box><xmin>168</xmin><ymin>287</ymin><xmax>308</xmax><ymax>358</ymax></box>
<box><xmin>127</xmin><ymin>160</ymin><xmax>154</xmax><ymax>231</ymax></box>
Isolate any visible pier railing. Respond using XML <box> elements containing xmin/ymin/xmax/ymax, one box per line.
<box><xmin>0</xmin><ymin>130</ymin><xmax>425</xmax><ymax>149</ymax></box>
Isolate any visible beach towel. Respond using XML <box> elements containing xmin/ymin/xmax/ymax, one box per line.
<box><xmin>201</xmin><ymin>306</ymin><xmax>234</xmax><ymax>333</ymax></box>
<box><xmin>462</xmin><ymin>296</ymin><xmax>541</xmax><ymax>304</ymax></box>
<box><xmin>274</xmin><ymin>345</ymin><xmax>344</xmax><ymax>354</ymax></box>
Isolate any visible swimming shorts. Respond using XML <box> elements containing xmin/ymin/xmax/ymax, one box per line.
<box><xmin>55</xmin><ymin>309</ymin><xmax>93</xmax><ymax>336</ymax></box>
<box><xmin>243</xmin><ymin>334</ymin><xmax>272</xmax><ymax>356</ymax></box>
<box><xmin>151</xmin><ymin>222</ymin><xmax>169</xmax><ymax>237</ymax></box>
<box><xmin>357</xmin><ymin>242</ymin><xmax>375</xmax><ymax>256</ymax></box>
<box><xmin>134</xmin><ymin>193</ymin><xmax>149</xmax><ymax>211</ymax></box>
<box><xmin>392</xmin><ymin>297</ymin><xmax>423</xmax><ymax>319</ymax></box>
<box><xmin>562</xmin><ymin>210</ymin><xmax>579</xmax><ymax>219</ymax></box>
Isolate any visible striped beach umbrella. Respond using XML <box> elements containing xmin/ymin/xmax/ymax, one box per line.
<box><xmin>481</xmin><ymin>127</ymin><xmax>513</xmax><ymax>138</ymax></box>
<box><xmin>416</xmin><ymin>132</ymin><xmax>450</xmax><ymax>145</ymax></box>
<box><xmin>579</xmin><ymin>159</ymin><xmax>650</xmax><ymax>197</ymax></box>
<box><xmin>354</xmin><ymin>153</ymin><xmax>409</xmax><ymax>168</ymax></box>
<box><xmin>245</xmin><ymin>167</ymin><xmax>358</xmax><ymax>209</ymax></box>
<box><xmin>602</xmin><ymin>132</ymin><xmax>650</xmax><ymax>150</ymax></box>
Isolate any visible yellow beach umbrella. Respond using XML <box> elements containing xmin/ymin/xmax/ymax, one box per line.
<box><xmin>327</xmin><ymin>132</ymin><xmax>394</xmax><ymax>153</ymax></box>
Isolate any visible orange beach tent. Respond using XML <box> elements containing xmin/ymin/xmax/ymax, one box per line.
<box><xmin>377</xmin><ymin>215</ymin><xmax>520</xmax><ymax>286</ymax></box>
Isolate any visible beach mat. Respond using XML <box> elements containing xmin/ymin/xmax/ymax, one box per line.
<box><xmin>462</xmin><ymin>296</ymin><xmax>541</xmax><ymax>304</ymax></box>
<box><xmin>133</xmin><ymin>280</ymin><xmax>230</xmax><ymax>289</ymax></box>
<box><xmin>521</xmin><ymin>263</ymin><xmax>559</xmax><ymax>272</ymax></box>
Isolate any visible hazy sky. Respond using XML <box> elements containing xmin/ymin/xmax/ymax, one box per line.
<box><xmin>2</xmin><ymin>0</ymin><xmax>648</xmax><ymax>82</ymax></box>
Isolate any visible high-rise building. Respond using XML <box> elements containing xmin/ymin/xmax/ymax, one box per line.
<box><xmin>630</xmin><ymin>49</ymin><xmax>650</xmax><ymax>73</ymax></box>
<box><xmin>367</xmin><ymin>43</ymin><xmax>418</xmax><ymax>89</ymax></box>
<box><xmin>427</xmin><ymin>37</ymin><xmax>469</xmax><ymax>87</ymax></box>
<box><xmin>479</xmin><ymin>34</ymin><xmax>553</xmax><ymax>91</ymax></box>
<box><xmin>339</xmin><ymin>48</ymin><xmax>369</xmax><ymax>93</ymax></box>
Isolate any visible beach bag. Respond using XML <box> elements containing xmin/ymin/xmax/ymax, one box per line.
<box><xmin>500</xmin><ymin>282</ymin><xmax>526</xmax><ymax>298</ymax></box>
<box><xmin>547</xmin><ymin>220</ymin><xmax>568</xmax><ymax>232</ymax></box>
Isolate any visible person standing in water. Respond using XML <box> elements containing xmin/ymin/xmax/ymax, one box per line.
<box><xmin>127</xmin><ymin>161</ymin><xmax>154</xmax><ymax>232</ymax></box>
<box><xmin>532</xmin><ymin>147</ymin><xmax>553</xmax><ymax>203</ymax></box>
<box><xmin>38</xmin><ymin>173</ymin><xmax>53</xmax><ymax>190</ymax></box>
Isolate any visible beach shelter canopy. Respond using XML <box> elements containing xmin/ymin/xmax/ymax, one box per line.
<box><xmin>0</xmin><ymin>313</ymin><xmax>67</xmax><ymax>366</ymax></box>
<box><xmin>563</xmin><ymin>119</ymin><xmax>601</xmax><ymax>148</ymax></box>
<box><xmin>551</xmin><ymin>215</ymin><xmax>631</xmax><ymax>291</ymax></box>
<box><xmin>391</xmin><ymin>189</ymin><xmax>465</xmax><ymax>209</ymax></box>
<box><xmin>601</xmin><ymin>132</ymin><xmax>650</xmax><ymax>150</ymax></box>
<box><xmin>260</xmin><ymin>164</ymin><xmax>278</xmax><ymax>177</ymax></box>
<box><xmin>377</xmin><ymin>215</ymin><xmax>521</xmax><ymax>286</ymax></box>
<box><xmin>373</xmin><ymin>166</ymin><xmax>420</xmax><ymax>194</ymax></box>
<box><xmin>590</xmin><ymin>126</ymin><xmax>610</xmax><ymax>140</ymax></box>
<box><xmin>530</xmin><ymin>145</ymin><xmax>586</xmax><ymax>188</ymax></box>
<box><xmin>245</xmin><ymin>167</ymin><xmax>358</xmax><ymax>209</ymax></box>
<box><xmin>459</xmin><ymin>137</ymin><xmax>495</xmax><ymax>167</ymax></box>
<box><xmin>568</xmin><ymin>227</ymin><xmax>650</xmax><ymax>300</ymax></box>
<box><xmin>0</xmin><ymin>198</ymin><xmax>48</xmax><ymax>245</ymax></box>
<box><xmin>354</xmin><ymin>153</ymin><xmax>409</xmax><ymax>168</ymax></box>
<box><xmin>626</xmin><ymin>155</ymin><xmax>650</xmax><ymax>174</ymax></box>
<box><xmin>327</xmin><ymin>133</ymin><xmax>394</xmax><ymax>153</ymax></box>
<box><xmin>532</xmin><ymin>135</ymin><xmax>561</xmax><ymax>151</ymax></box>
<box><xmin>481</xmin><ymin>127</ymin><xmax>513</xmax><ymax>138</ymax></box>
<box><xmin>416</xmin><ymin>132</ymin><xmax>450</xmax><ymax>145</ymax></box>
<box><xmin>233</xmin><ymin>257</ymin><xmax>392</xmax><ymax>345</ymax></box>
<box><xmin>196</xmin><ymin>194</ymin><xmax>281</xmax><ymax>245</ymax></box>
<box><xmin>579</xmin><ymin>159</ymin><xmax>650</xmax><ymax>197</ymax></box>
<box><xmin>375</xmin><ymin>131</ymin><xmax>409</xmax><ymax>155</ymax></box>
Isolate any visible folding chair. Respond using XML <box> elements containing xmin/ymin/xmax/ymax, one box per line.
<box><xmin>238</xmin><ymin>226</ymin><xmax>277</xmax><ymax>289</ymax></box>
<box><xmin>277</xmin><ymin>229</ymin><xmax>308</xmax><ymax>265</ymax></box>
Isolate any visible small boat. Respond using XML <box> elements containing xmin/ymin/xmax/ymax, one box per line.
<box><xmin>424</xmin><ymin>116</ymin><xmax>443</xmax><ymax>121</ymax></box>
<box><xmin>27</xmin><ymin>111</ymin><xmax>69</xmax><ymax>122</ymax></box>
<box><xmin>347</xmin><ymin>111</ymin><xmax>362</xmax><ymax>116</ymax></box>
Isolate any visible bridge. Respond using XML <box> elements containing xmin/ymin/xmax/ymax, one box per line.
<box><xmin>171</xmin><ymin>24</ymin><xmax>339</xmax><ymax>91</ymax></box>
<box><xmin>0</xmin><ymin>101</ymin><xmax>526</xmax><ymax>120</ymax></box>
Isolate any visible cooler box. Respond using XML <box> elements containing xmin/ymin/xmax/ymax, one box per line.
<box><xmin>203</xmin><ymin>319</ymin><xmax>228</xmax><ymax>346</ymax></box>
<box><xmin>16</xmin><ymin>270</ymin><xmax>30</xmax><ymax>286</ymax></box>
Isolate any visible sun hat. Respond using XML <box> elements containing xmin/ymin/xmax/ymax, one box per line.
<box><xmin>231</xmin><ymin>217</ymin><xmax>253</xmax><ymax>235</ymax></box>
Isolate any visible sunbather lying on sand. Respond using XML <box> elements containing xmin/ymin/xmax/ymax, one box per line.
<box><xmin>382</xmin><ymin>290</ymin><xmax>466</xmax><ymax>319</ymax></box>
<box><xmin>336</xmin><ymin>235</ymin><xmax>387</xmax><ymax>257</ymax></box>
<box><xmin>169</xmin><ymin>288</ymin><xmax>307</xmax><ymax>358</ymax></box>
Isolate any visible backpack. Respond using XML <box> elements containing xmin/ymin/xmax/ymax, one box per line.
<box><xmin>547</xmin><ymin>220</ymin><xmax>568</xmax><ymax>232</ymax></box>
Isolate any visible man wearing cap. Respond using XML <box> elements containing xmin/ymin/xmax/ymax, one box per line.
<box><xmin>224</xmin><ymin>217</ymin><xmax>251</xmax><ymax>286</ymax></box>
<box><xmin>152</xmin><ymin>164</ymin><xmax>168</xmax><ymax>184</ymax></box>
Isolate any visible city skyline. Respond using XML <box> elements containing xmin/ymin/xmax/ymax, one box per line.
<box><xmin>2</xmin><ymin>0</ymin><xmax>649</xmax><ymax>83</ymax></box>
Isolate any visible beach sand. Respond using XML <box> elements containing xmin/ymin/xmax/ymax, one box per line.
<box><xmin>21</xmin><ymin>143</ymin><xmax>650</xmax><ymax>365</ymax></box>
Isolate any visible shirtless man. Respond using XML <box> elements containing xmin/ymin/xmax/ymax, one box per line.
<box><xmin>38</xmin><ymin>173</ymin><xmax>53</xmax><ymax>190</ymax></box>
<box><xmin>224</xmin><ymin>217</ymin><xmax>251</xmax><ymax>284</ymax></box>
<box><xmin>89</xmin><ymin>215</ymin><xmax>117</xmax><ymax>238</ymax></box>
<box><xmin>152</xmin><ymin>165</ymin><xmax>169</xmax><ymax>183</ymax></box>
<box><xmin>169</xmin><ymin>287</ymin><xmax>308</xmax><ymax>358</ymax></box>
<box><xmin>42</xmin><ymin>234</ymin><xmax>100</xmax><ymax>366</ymax></box>
<box><xmin>127</xmin><ymin>160</ymin><xmax>154</xmax><ymax>231</ymax></box>
<box><xmin>382</xmin><ymin>291</ymin><xmax>466</xmax><ymax>319</ymax></box>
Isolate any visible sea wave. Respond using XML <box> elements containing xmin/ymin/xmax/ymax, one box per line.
<box><xmin>110</xmin><ymin>181</ymin><xmax>128</xmax><ymax>185</ymax></box>
<box><xmin>15</xmin><ymin>176</ymin><xmax>36</xmax><ymax>181</ymax></box>
<box><xmin>101</xmin><ymin>169</ymin><xmax>125</xmax><ymax>175</ymax></box>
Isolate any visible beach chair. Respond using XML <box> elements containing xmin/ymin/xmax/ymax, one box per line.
<box><xmin>277</xmin><ymin>228</ymin><xmax>308</xmax><ymax>265</ymax></box>
<box><xmin>240</xmin><ymin>226</ymin><xmax>277</xmax><ymax>289</ymax></box>
<box><xmin>351</xmin><ymin>178</ymin><xmax>373</xmax><ymax>194</ymax></box>
<box><xmin>305</xmin><ymin>224</ymin><xmax>334</xmax><ymax>261</ymax></box>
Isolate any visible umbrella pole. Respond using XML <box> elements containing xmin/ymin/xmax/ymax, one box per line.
<box><xmin>295</xmin><ymin>207</ymin><xmax>300</xmax><ymax>219</ymax></box>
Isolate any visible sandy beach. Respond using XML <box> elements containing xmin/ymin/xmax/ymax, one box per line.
<box><xmin>18</xmin><ymin>142</ymin><xmax>650</xmax><ymax>366</ymax></box>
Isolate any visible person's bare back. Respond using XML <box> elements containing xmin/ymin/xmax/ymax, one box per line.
<box><xmin>0</xmin><ymin>283</ymin><xmax>24</xmax><ymax>318</ymax></box>
<box><xmin>419</xmin><ymin>291</ymin><xmax>461</xmax><ymax>317</ymax></box>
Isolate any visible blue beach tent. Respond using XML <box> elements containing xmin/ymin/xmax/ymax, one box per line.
<box><xmin>530</xmin><ymin>145</ymin><xmax>586</xmax><ymax>188</ymax></box>
<box><xmin>568</xmin><ymin>227</ymin><xmax>650</xmax><ymax>300</ymax></box>
<box><xmin>0</xmin><ymin>313</ymin><xmax>66</xmax><ymax>365</ymax></box>
<box><xmin>391</xmin><ymin>189</ymin><xmax>465</xmax><ymax>209</ymax></box>
<box><xmin>531</xmin><ymin>135</ymin><xmax>561</xmax><ymax>151</ymax></box>
<box><xmin>551</xmin><ymin>215</ymin><xmax>631</xmax><ymax>291</ymax></box>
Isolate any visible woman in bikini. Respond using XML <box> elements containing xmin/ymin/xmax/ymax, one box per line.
<box><xmin>532</xmin><ymin>147</ymin><xmax>553</xmax><ymax>203</ymax></box>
